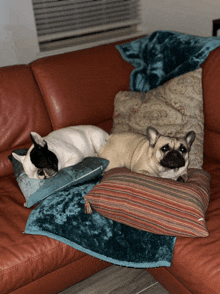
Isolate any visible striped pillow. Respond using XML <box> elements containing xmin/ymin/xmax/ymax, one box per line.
<box><xmin>84</xmin><ymin>168</ymin><xmax>211</xmax><ymax>237</ymax></box>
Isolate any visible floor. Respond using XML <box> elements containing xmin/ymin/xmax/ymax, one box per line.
<box><xmin>59</xmin><ymin>265</ymin><xmax>170</xmax><ymax>294</ymax></box>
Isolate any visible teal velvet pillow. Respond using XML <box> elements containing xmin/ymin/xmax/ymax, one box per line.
<box><xmin>10</xmin><ymin>149</ymin><xmax>109</xmax><ymax>208</ymax></box>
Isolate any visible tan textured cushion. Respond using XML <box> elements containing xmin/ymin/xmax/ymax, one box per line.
<box><xmin>85</xmin><ymin>168</ymin><xmax>210</xmax><ymax>237</ymax></box>
<box><xmin>112</xmin><ymin>68</ymin><xmax>204</xmax><ymax>168</ymax></box>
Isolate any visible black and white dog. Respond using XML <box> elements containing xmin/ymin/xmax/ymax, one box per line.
<box><xmin>12</xmin><ymin>125</ymin><xmax>109</xmax><ymax>179</ymax></box>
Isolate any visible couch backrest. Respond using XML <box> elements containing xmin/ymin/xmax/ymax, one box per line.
<box><xmin>0</xmin><ymin>65</ymin><xmax>53</xmax><ymax>177</ymax></box>
<box><xmin>1</xmin><ymin>39</ymin><xmax>220</xmax><ymax>177</ymax></box>
<box><xmin>201</xmin><ymin>46</ymin><xmax>220</xmax><ymax>162</ymax></box>
<box><xmin>30</xmin><ymin>41</ymin><xmax>134</xmax><ymax>131</ymax></box>
<box><xmin>0</xmin><ymin>40</ymin><xmax>134</xmax><ymax>177</ymax></box>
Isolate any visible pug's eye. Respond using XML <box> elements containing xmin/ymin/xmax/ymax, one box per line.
<box><xmin>179</xmin><ymin>145</ymin><xmax>187</xmax><ymax>153</ymax></box>
<box><xmin>161</xmin><ymin>144</ymin><xmax>171</xmax><ymax>153</ymax></box>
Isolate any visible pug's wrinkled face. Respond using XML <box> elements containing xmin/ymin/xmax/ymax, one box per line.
<box><xmin>146</xmin><ymin>126</ymin><xmax>196</xmax><ymax>176</ymax></box>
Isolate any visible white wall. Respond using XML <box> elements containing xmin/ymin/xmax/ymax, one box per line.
<box><xmin>0</xmin><ymin>0</ymin><xmax>39</xmax><ymax>67</ymax></box>
<box><xmin>0</xmin><ymin>0</ymin><xmax>220</xmax><ymax>67</ymax></box>
<box><xmin>140</xmin><ymin>0</ymin><xmax>220</xmax><ymax>37</ymax></box>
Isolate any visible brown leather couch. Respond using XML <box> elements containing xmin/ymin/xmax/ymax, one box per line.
<box><xmin>1</xmin><ymin>38</ymin><xmax>220</xmax><ymax>294</ymax></box>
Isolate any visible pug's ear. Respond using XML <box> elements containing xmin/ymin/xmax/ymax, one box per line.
<box><xmin>12</xmin><ymin>153</ymin><xmax>25</xmax><ymax>164</ymax></box>
<box><xmin>146</xmin><ymin>126</ymin><xmax>160</xmax><ymax>147</ymax></box>
<box><xmin>30</xmin><ymin>132</ymin><xmax>48</xmax><ymax>149</ymax></box>
<box><xmin>185</xmin><ymin>131</ymin><xmax>196</xmax><ymax>150</ymax></box>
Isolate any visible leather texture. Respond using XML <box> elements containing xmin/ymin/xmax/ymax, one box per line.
<box><xmin>0</xmin><ymin>39</ymin><xmax>132</xmax><ymax>294</ymax></box>
<box><xmin>0</xmin><ymin>174</ymin><xmax>109</xmax><ymax>294</ymax></box>
<box><xmin>202</xmin><ymin>47</ymin><xmax>220</xmax><ymax>162</ymax></box>
<box><xmin>1</xmin><ymin>38</ymin><xmax>220</xmax><ymax>294</ymax></box>
<box><xmin>31</xmin><ymin>42</ymin><xmax>133</xmax><ymax>131</ymax></box>
<box><xmin>0</xmin><ymin>65</ymin><xmax>53</xmax><ymax>177</ymax></box>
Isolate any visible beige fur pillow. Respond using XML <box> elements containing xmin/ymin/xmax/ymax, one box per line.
<box><xmin>112</xmin><ymin>68</ymin><xmax>204</xmax><ymax>168</ymax></box>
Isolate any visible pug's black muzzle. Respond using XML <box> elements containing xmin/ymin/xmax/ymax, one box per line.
<box><xmin>160</xmin><ymin>150</ymin><xmax>185</xmax><ymax>169</ymax></box>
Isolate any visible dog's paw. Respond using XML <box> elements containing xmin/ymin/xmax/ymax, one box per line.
<box><xmin>177</xmin><ymin>176</ymin><xmax>185</xmax><ymax>183</ymax></box>
<box><xmin>84</xmin><ymin>201</ymin><xmax>93</xmax><ymax>214</ymax></box>
<box><xmin>177</xmin><ymin>174</ymin><xmax>188</xmax><ymax>183</ymax></box>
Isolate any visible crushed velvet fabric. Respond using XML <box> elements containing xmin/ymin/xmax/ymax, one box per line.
<box><xmin>25</xmin><ymin>176</ymin><xmax>176</xmax><ymax>268</ymax></box>
<box><xmin>10</xmin><ymin>149</ymin><xmax>109</xmax><ymax>208</ymax></box>
<box><xmin>116</xmin><ymin>30</ymin><xmax>220</xmax><ymax>92</ymax></box>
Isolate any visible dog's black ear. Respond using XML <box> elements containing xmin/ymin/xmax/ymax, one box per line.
<box><xmin>185</xmin><ymin>131</ymin><xmax>196</xmax><ymax>150</ymax></box>
<box><xmin>30</xmin><ymin>132</ymin><xmax>48</xmax><ymax>149</ymax></box>
<box><xmin>146</xmin><ymin>126</ymin><xmax>160</xmax><ymax>147</ymax></box>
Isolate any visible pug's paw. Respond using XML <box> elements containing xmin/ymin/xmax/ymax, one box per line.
<box><xmin>177</xmin><ymin>176</ymin><xmax>184</xmax><ymax>182</ymax></box>
<box><xmin>177</xmin><ymin>173</ymin><xmax>188</xmax><ymax>183</ymax></box>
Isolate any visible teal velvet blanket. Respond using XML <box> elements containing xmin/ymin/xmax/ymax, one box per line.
<box><xmin>25</xmin><ymin>177</ymin><xmax>176</xmax><ymax>268</ymax></box>
<box><xmin>116</xmin><ymin>30</ymin><xmax>220</xmax><ymax>92</ymax></box>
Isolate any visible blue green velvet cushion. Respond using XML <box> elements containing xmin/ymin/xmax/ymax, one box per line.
<box><xmin>25</xmin><ymin>179</ymin><xmax>176</xmax><ymax>268</ymax></box>
<box><xmin>10</xmin><ymin>149</ymin><xmax>109</xmax><ymax>208</ymax></box>
<box><xmin>116</xmin><ymin>30</ymin><xmax>220</xmax><ymax>92</ymax></box>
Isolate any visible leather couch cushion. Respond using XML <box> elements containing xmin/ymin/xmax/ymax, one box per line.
<box><xmin>31</xmin><ymin>41</ymin><xmax>134</xmax><ymax>130</ymax></box>
<box><xmin>0</xmin><ymin>174</ymin><xmax>108</xmax><ymax>294</ymax></box>
<box><xmin>202</xmin><ymin>46</ymin><xmax>220</xmax><ymax>161</ymax></box>
<box><xmin>0</xmin><ymin>65</ymin><xmax>53</xmax><ymax>177</ymax></box>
